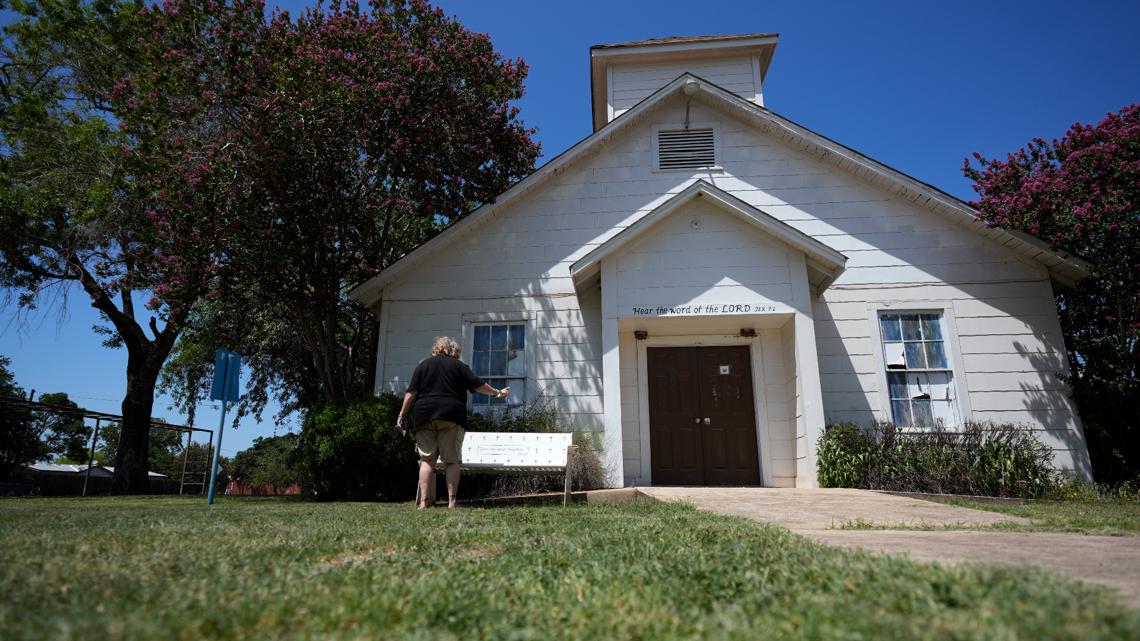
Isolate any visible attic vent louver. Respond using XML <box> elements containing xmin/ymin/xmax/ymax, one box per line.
<box><xmin>656</xmin><ymin>127</ymin><xmax>716</xmax><ymax>171</ymax></box>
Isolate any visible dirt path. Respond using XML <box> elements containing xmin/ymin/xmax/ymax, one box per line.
<box><xmin>637</xmin><ymin>487</ymin><xmax>1140</xmax><ymax>608</ymax></box>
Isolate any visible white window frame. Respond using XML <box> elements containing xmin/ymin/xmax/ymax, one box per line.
<box><xmin>460</xmin><ymin>312</ymin><xmax>536</xmax><ymax>413</ymax></box>
<box><xmin>651</xmin><ymin>122</ymin><xmax>723</xmax><ymax>173</ymax></box>
<box><xmin>867</xmin><ymin>303</ymin><xmax>971</xmax><ymax>429</ymax></box>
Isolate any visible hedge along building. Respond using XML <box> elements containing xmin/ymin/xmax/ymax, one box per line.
<box><xmin>350</xmin><ymin>34</ymin><xmax>1093</xmax><ymax>488</ymax></box>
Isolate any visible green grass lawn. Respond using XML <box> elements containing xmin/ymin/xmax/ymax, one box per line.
<box><xmin>946</xmin><ymin>498</ymin><xmax>1140</xmax><ymax>536</ymax></box>
<box><xmin>1</xmin><ymin>497</ymin><xmax>1136</xmax><ymax>640</ymax></box>
<box><xmin>837</xmin><ymin>498</ymin><xmax>1140</xmax><ymax>536</ymax></box>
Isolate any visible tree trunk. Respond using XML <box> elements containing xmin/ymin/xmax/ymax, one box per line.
<box><xmin>363</xmin><ymin>308</ymin><xmax>380</xmax><ymax>397</ymax></box>
<box><xmin>110</xmin><ymin>349</ymin><xmax>161</xmax><ymax>494</ymax></box>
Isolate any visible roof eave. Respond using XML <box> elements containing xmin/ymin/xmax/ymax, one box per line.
<box><xmin>354</xmin><ymin>71</ymin><xmax>1090</xmax><ymax>307</ymax></box>
<box><xmin>687</xmin><ymin>82</ymin><xmax>1093</xmax><ymax>286</ymax></box>
<box><xmin>351</xmin><ymin>74</ymin><xmax>705</xmax><ymax>308</ymax></box>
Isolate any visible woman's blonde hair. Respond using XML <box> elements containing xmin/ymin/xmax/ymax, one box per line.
<box><xmin>431</xmin><ymin>336</ymin><xmax>461</xmax><ymax>358</ymax></box>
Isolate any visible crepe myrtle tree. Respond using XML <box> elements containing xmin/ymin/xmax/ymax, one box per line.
<box><xmin>146</xmin><ymin>0</ymin><xmax>540</xmax><ymax>423</ymax></box>
<box><xmin>0</xmin><ymin>0</ymin><xmax>238</xmax><ymax>493</ymax></box>
<box><xmin>964</xmin><ymin>104</ymin><xmax>1140</xmax><ymax>481</ymax></box>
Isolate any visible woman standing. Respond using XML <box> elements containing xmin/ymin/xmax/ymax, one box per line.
<box><xmin>396</xmin><ymin>337</ymin><xmax>509</xmax><ymax>508</ymax></box>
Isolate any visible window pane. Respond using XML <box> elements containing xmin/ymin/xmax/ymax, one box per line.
<box><xmin>887</xmin><ymin>372</ymin><xmax>908</xmax><ymax>399</ymax></box>
<box><xmin>489</xmin><ymin>351</ymin><xmax>507</xmax><ymax>376</ymax></box>
<box><xmin>932</xmin><ymin>399</ymin><xmax>955</xmax><ymax>427</ymax></box>
<box><xmin>884</xmin><ymin>342</ymin><xmax>906</xmax><ymax>369</ymax></box>
<box><xmin>506</xmin><ymin>349</ymin><xmax>525</xmax><ymax>376</ymax></box>
<box><xmin>488</xmin><ymin>378</ymin><xmax>506</xmax><ymax>405</ymax></box>
<box><xmin>905</xmin><ymin>342</ymin><xmax>928</xmax><ymax>369</ymax></box>
<box><xmin>909</xmin><ymin>372</ymin><xmax>929</xmax><ymax>398</ymax></box>
<box><xmin>925</xmin><ymin>342</ymin><xmax>948</xmax><ymax>369</ymax></box>
<box><xmin>509</xmin><ymin>324</ymin><xmax>525</xmax><ymax>350</ymax></box>
<box><xmin>491</xmin><ymin>325</ymin><xmax>508</xmax><ymax>351</ymax></box>
<box><xmin>912</xmin><ymin>399</ymin><xmax>933</xmax><ymax>427</ymax></box>
<box><xmin>891</xmin><ymin>400</ymin><xmax>912</xmax><ymax>426</ymax></box>
<box><xmin>473</xmin><ymin>325</ymin><xmax>489</xmax><ymax>352</ymax></box>
<box><xmin>901</xmin><ymin>314</ymin><xmax>922</xmax><ymax>340</ymax></box>
<box><xmin>926</xmin><ymin>371</ymin><xmax>952</xmax><ymax>401</ymax></box>
<box><xmin>472</xmin><ymin>392</ymin><xmax>490</xmax><ymax>406</ymax></box>
<box><xmin>505</xmin><ymin>380</ymin><xmax>525</xmax><ymax>406</ymax></box>
<box><xmin>880</xmin><ymin>315</ymin><xmax>902</xmax><ymax>341</ymax></box>
<box><xmin>472</xmin><ymin>351</ymin><xmax>489</xmax><ymax>376</ymax></box>
<box><xmin>921</xmin><ymin>314</ymin><xmax>943</xmax><ymax>340</ymax></box>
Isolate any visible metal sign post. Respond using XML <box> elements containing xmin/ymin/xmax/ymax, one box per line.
<box><xmin>82</xmin><ymin>417</ymin><xmax>101</xmax><ymax>497</ymax></box>
<box><xmin>206</xmin><ymin>349</ymin><xmax>241</xmax><ymax>506</ymax></box>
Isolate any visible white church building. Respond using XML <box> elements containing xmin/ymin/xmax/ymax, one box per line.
<box><xmin>351</xmin><ymin>34</ymin><xmax>1092</xmax><ymax>487</ymax></box>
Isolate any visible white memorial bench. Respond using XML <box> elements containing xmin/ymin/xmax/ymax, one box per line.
<box><xmin>419</xmin><ymin>432</ymin><xmax>579</xmax><ymax>506</ymax></box>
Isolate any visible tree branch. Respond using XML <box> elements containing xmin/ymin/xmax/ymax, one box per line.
<box><xmin>69</xmin><ymin>254</ymin><xmax>148</xmax><ymax>352</ymax></box>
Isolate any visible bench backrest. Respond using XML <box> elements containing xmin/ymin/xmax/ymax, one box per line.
<box><xmin>461</xmin><ymin>432</ymin><xmax>573</xmax><ymax>471</ymax></box>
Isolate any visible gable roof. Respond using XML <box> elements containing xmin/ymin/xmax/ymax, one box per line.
<box><xmin>571</xmin><ymin>180</ymin><xmax>847</xmax><ymax>292</ymax></box>
<box><xmin>349</xmin><ymin>73</ymin><xmax>1090</xmax><ymax>307</ymax></box>
<box><xmin>591</xmin><ymin>34</ymin><xmax>779</xmax><ymax>50</ymax></box>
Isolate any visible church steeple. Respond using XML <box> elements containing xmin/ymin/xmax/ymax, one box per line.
<box><xmin>589</xmin><ymin>33</ymin><xmax>779</xmax><ymax>131</ymax></box>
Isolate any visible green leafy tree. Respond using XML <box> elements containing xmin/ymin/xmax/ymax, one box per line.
<box><xmin>148</xmin><ymin>0</ymin><xmax>540</xmax><ymax>424</ymax></box>
<box><xmin>0</xmin><ymin>1</ymin><xmax>235</xmax><ymax>492</ymax></box>
<box><xmin>33</xmin><ymin>392</ymin><xmax>91</xmax><ymax>462</ymax></box>
<box><xmin>0</xmin><ymin>356</ymin><xmax>37</xmax><ymax>479</ymax></box>
<box><xmin>964</xmin><ymin>104</ymin><xmax>1140</xmax><ymax>482</ymax></box>
<box><xmin>297</xmin><ymin>393</ymin><xmax>416</xmax><ymax>501</ymax></box>
<box><xmin>0</xmin><ymin>359</ymin><xmax>90</xmax><ymax>474</ymax></box>
<box><xmin>231</xmin><ymin>433</ymin><xmax>304</xmax><ymax>492</ymax></box>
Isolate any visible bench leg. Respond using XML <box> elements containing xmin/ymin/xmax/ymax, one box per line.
<box><xmin>563</xmin><ymin>445</ymin><xmax>579</xmax><ymax>506</ymax></box>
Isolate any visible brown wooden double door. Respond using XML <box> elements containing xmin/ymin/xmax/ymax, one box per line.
<box><xmin>647</xmin><ymin>346</ymin><xmax>761</xmax><ymax>485</ymax></box>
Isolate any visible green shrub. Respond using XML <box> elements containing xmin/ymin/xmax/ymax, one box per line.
<box><xmin>298</xmin><ymin>394</ymin><xmax>418</xmax><ymax>501</ymax></box>
<box><xmin>817</xmin><ymin>422</ymin><xmax>1059</xmax><ymax>498</ymax></box>
<box><xmin>817</xmin><ymin>424</ymin><xmax>874</xmax><ymax>488</ymax></box>
<box><xmin>466</xmin><ymin>403</ymin><xmax>561</xmax><ymax>434</ymax></box>
<box><xmin>300</xmin><ymin>395</ymin><xmax>607</xmax><ymax>502</ymax></box>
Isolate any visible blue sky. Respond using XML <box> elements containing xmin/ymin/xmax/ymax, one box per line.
<box><xmin>3</xmin><ymin>0</ymin><xmax>1138</xmax><ymax>460</ymax></box>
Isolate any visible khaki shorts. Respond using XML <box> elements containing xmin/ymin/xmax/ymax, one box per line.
<box><xmin>415</xmin><ymin>419</ymin><xmax>465</xmax><ymax>464</ymax></box>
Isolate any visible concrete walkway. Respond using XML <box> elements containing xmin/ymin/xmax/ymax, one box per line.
<box><xmin>638</xmin><ymin>487</ymin><xmax>1140</xmax><ymax>608</ymax></box>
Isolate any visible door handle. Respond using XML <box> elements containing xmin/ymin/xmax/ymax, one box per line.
<box><xmin>703</xmin><ymin>417</ymin><xmax>711</xmax><ymax>425</ymax></box>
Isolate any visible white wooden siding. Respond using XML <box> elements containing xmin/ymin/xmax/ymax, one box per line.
<box><xmin>610</xmin><ymin>56</ymin><xmax>758</xmax><ymax>119</ymax></box>
<box><xmin>613</xmin><ymin>198</ymin><xmax>797</xmax><ymax>311</ymax></box>
<box><xmin>377</xmin><ymin>95</ymin><xmax>1090</xmax><ymax>480</ymax></box>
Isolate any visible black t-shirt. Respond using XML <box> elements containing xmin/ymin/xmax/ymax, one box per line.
<box><xmin>407</xmin><ymin>355</ymin><xmax>485</xmax><ymax>429</ymax></box>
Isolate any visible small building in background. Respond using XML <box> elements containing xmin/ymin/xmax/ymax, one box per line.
<box><xmin>20</xmin><ymin>463</ymin><xmax>178</xmax><ymax>496</ymax></box>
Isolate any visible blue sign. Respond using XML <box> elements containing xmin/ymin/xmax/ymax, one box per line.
<box><xmin>210</xmin><ymin>349</ymin><xmax>241</xmax><ymax>402</ymax></box>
